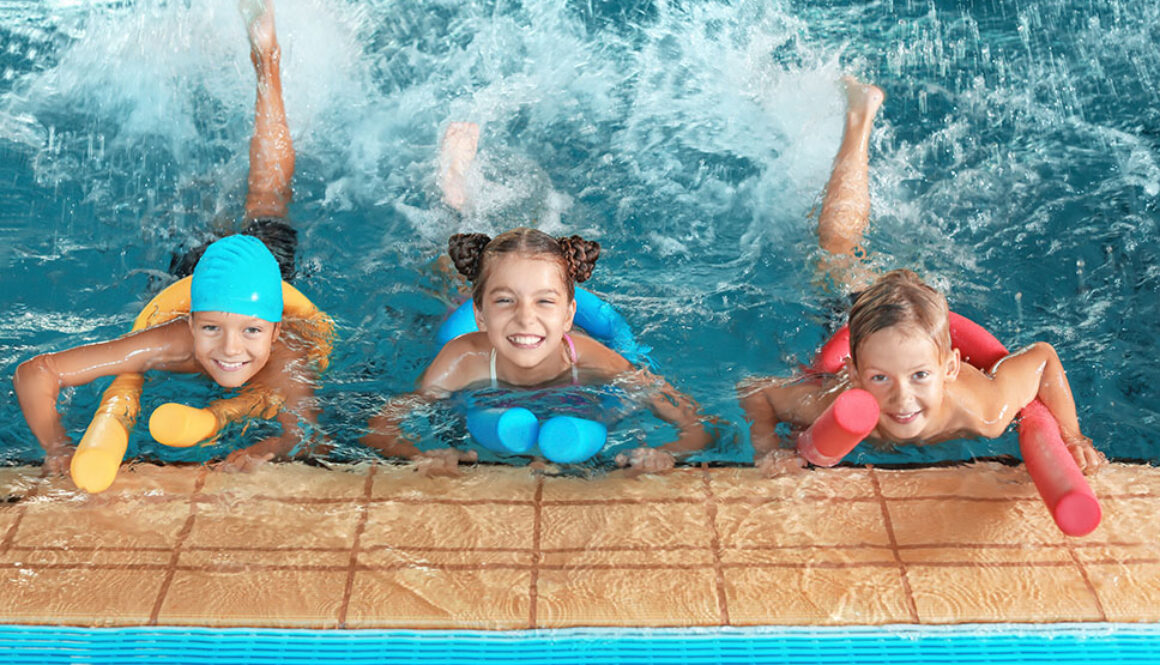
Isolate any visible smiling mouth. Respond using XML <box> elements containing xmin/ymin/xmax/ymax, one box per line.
<box><xmin>888</xmin><ymin>411</ymin><xmax>920</xmax><ymax>424</ymax></box>
<box><xmin>507</xmin><ymin>334</ymin><xmax>545</xmax><ymax>349</ymax></box>
<box><xmin>214</xmin><ymin>360</ymin><xmax>249</xmax><ymax>372</ymax></box>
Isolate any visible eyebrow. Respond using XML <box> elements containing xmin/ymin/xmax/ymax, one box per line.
<box><xmin>486</xmin><ymin>287</ymin><xmax>563</xmax><ymax>297</ymax></box>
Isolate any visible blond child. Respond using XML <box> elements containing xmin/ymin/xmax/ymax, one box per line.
<box><xmin>739</xmin><ymin>77</ymin><xmax>1106</xmax><ymax>476</ymax></box>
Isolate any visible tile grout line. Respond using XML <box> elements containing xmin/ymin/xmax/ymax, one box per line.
<box><xmin>528</xmin><ymin>475</ymin><xmax>544</xmax><ymax>629</ymax></box>
<box><xmin>1067</xmin><ymin>545</ymin><xmax>1108</xmax><ymax>621</ymax></box>
<box><xmin>337</xmin><ymin>464</ymin><xmax>375</xmax><ymax>628</ymax></box>
<box><xmin>148</xmin><ymin>465</ymin><xmax>207</xmax><ymax>625</ymax></box>
<box><xmin>700</xmin><ymin>464</ymin><xmax>730</xmax><ymax>626</ymax></box>
<box><xmin>0</xmin><ymin>470</ymin><xmax>45</xmax><ymax>554</ymax></box>
<box><xmin>869</xmin><ymin>466</ymin><xmax>920</xmax><ymax>623</ymax></box>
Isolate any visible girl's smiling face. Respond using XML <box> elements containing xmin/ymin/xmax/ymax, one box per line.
<box><xmin>474</xmin><ymin>253</ymin><xmax>576</xmax><ymax>384</ymax></box>
<box><xmin>849</xmin><ymin>324</ymin><xmax>960</xmax><ymax>441</ymax></box>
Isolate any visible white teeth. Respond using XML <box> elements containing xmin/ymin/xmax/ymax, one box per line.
<box><xmin>217</xmin><ymin>361</ymin><xmax>245</xmax><ymax>370</ymax></box>
<box><xmin>509</xmin><ymin>335</ymin><xmax>542</xmax><ymax>345</ymax></box>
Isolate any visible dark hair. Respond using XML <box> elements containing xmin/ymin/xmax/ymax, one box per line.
<box><xmin>447</xmin><ymin>227</ymin><xmax>601</xmax><ymax>306</ymax></box>
<box><xmin>848</xmin><ymin>269</ymin><xmax>951</xmax><ymax>366</ymax></box>
<box><xmin>170</xmin><ymin>217</ymin><xmax>298</xmax><ymax>282</ymax></box>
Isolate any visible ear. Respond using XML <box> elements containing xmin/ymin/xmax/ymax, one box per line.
<box><xmin>271</xmin><ymin>321</ymin><xmax>282</xmax><ymax>343</ymax></box>
<box><xmin>844</xmin><ymin>356</ymin><xmax>860</xmax><ymax>387</ymax></box>
<box><xmin>564</xmin><ymin>298</ymin><xmax>577</xmax><ymax>331</ymax></box>
<box><xmin>473</xmin><ymin>301</ymin><xmax>487</xmax><ymax>332</ymax></box>
<box><xmin>944</xmin><ymin>347</ymin><xmax>962</xmax><ymax>382</ymax></box>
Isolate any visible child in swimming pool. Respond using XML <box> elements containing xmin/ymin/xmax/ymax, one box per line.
<box><xmin>738</xmin><ymin>77</ymin><xmax>1106</xmax><ymax>477</ymax></box>
<box><xmin>360</xmin><ymin>227</ymin><xmax>713</xmax><ymax>475</ymax></box>
<box><xmin>13</xmin><ymin>0</ymin><xmax>323</xmax><ymax>476</ymax></box>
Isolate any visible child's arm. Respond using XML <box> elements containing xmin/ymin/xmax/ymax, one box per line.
<box><xmin>578</xmin><ymin>339</ymin><xmax>710</xmax><ymax>473</ymax></box>
<box><xmin>737</xmin><ymin>375</ymin><xmax>831</xmax><ymax>476</ymax></box>
<box><xmin>985</xmin><ymin>341</ymin><xmax>1105</xmax><ymax>472</ymax></box>
<box><xmin>614</xmin><ymin>370</ymin><xmax>714</xmax><ymax>474</ymax></box>
<box><xmin>13</xmin><ymin>323</ymin><xmax>192</xmax><ymax>469</ymax></box>
<box><xmin>359</xmin><ymin>339</ymin><xmax>481</xmax><ymax>474</ymax></box>
<box><xmin>218</xmin><ymin>354</ymin><xmax>322</xmax><ymax>472</ymax></box>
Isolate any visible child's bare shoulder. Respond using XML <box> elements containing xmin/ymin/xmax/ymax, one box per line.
<box><xmin>947</xmin><ymin>365</ymin><xmax>1017</xmax><ymax>437</ymax></box>
<box><xmin>571</xmin><ymin>333</ymin><xmax>633</xmax><ymax>373</ymax></box>
<box><xmin>420</xmin><ymin>333</ymin><xmax>491</xmax><ymax>393</ymax></box>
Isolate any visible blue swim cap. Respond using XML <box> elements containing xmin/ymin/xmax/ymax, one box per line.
<box><xmin>191</xmin><ymin>234</ymin><xmax>284</xmax><ymax>323</ymax></box>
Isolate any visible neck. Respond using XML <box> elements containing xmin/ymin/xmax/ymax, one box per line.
<box><xmin>494</xmin><ymin>342</ymin><xmax>571</xmax><ymax>387</ymax></box>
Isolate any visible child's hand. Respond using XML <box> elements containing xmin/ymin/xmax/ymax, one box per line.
<box><xmin>756</xmin><ymin>448</ymin><xmax>807</xmax><ymax>478</ymax></box>
<box><xmin>615</xmin><ymin>447</ymin><xmax>675</xmax><ymax>476</ymax></box>
<box><xmin>218</xmin><ymin>447</ymin><xmax>276</xmax><ymax>473</ymax></box>
<box><xmin>411</xmin><ymin>448</ymin><xmax>478</xmax><ymax>477</ymax></box>
<box><xmin>1064</xmin><ymin>435</ymin><xmax>1106</xmax><ymax>475</ymax></box>
<box><xmin>43</xmin><ymin>445</ymin><xmax>73</xmax><ymax>476</ymax></box>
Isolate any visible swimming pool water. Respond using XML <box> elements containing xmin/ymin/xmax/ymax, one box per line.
<box><xmin>1</xmin><ymin>0</ymin><xmax>1157</xmax><ymax>466</ymax></box>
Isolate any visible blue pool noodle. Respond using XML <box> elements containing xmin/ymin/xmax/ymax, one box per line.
<box><xmin>436</xmin><ymin>288</ymin><xmax>636</xmax><ymax>464</ymax></box>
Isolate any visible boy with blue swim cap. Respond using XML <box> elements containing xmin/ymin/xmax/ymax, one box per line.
<box><xmin>192</xmin><ymin>234</ymin><xmax>284</xmax><ymax>324</ymax></box>
<box><xmin>14</xmin><ymin>0</ymin><xmax>331</xmax><ymax>489</ymax></box>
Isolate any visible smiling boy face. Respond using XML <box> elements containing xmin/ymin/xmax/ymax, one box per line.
<box><xmin>189</xmin><ymin>311</ymin><xmax>281</xmax><ymax>388</ymax></box>
<box><xmin>850</xmin><ymin>324</ymin><xmax>960</xmax><ymax>442</ymax></box>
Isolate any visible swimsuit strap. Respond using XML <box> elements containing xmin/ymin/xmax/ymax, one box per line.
<box><xmin>489</xmin><ymin>348</ymin><xmax>498</xmax><ymax>389</ymax></box>
<box><xmin>563</xmin><ymin>333</ymin><xmax>579</xmax><ymax>385</ymax></box>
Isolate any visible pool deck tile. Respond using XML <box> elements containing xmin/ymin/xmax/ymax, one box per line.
<box><xmin>3</xmin><ymin>461</ymin><xmax>1160</xmax><ymax>628</ymax></box>
<box><xmin>344</xmin><ymin>566</ymin><xmax>532</xmax><ymax>629</ymax></box>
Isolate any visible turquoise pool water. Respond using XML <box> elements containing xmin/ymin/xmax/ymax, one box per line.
<box><xmin>1</xmin><ymin>0</ymin><xmax>1157</xmax><ymax>467</ymax></box>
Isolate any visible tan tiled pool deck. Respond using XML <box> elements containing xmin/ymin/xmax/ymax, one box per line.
<box><xmin>2</xmin><ymin>461</ymin><xmax>1158</xmax><ymax>629</ymax></box>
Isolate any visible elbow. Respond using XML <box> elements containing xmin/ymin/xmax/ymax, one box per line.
<box><xmin>14</xmin><ymin>355</ymin><xmax>51</xmax><ymax>396</ymax></box>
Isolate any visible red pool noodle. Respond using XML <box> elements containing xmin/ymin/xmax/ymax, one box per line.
<box><xmin>809</xmin><ymin>311</ymin><xmax>1101</xmax><ymax>536</ymax></box>
<box><xmin>797</xmin><ymin>389</ymin><xmax>880</xmax><ymax>467</ymax></box>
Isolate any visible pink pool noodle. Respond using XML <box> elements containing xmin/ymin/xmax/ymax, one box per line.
<box><xmin>1017</xmin><ymin>399</ymin><xmax>1101</xmax><ymax>536</ymax></box>
<box><xmin>809</xmin><ymin>312</ymin><xmax>1100</xmax><ymax>535</ymax></box>
<box><xmin>796</xmin><ymin>389</ymin><xmax>880</xmax><ymax>467</ymax></box>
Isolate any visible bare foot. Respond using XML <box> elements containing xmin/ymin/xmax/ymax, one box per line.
<box><xmin>439</xmin><ymin>122</ymin><xmax>480</xmax><ymax>212</ymax></box>
<box><xmin>240</xmin><ymin>0</ymin><xmax>278</xmax><ymax>61</ymax></box>
<box><xmin>841</xmin><ymin>75</ymin><xmax>884</xmax><ymax>137</ymax></box>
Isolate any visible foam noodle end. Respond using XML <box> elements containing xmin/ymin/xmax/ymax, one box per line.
<box><xmin>831</xmin><ymin>389</ymin><xmax>881</xmax><ymax>433</ymax></box>
<box><xmin>70</xmin><ymin>448</ymin><xmax>122</xmax><ymax>494</ymax></box>
<box><xmin>538</xmin><ymin>416</ymin><xmax>607</xmax><ymax>464</ymax></box>
<box><xmin>149</xmin><ymin>403</ymin><xmax>218</xmax><ymax>447</ymax></box>
<box><xmin>1055</xmin><ymin>491</ymin><xmax>1102</xmax><ymax>537</ymax></box>
<box><xmin>496</xmin><ymin>408</ymin><xmax>539</xmax><ymax>454</ymax></box>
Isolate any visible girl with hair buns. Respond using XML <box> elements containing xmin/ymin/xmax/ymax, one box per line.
<box><xmin>738</xmin><ymin>77</ymin><xmax>1105</xmax><ymax>477</ymax></box>
<box><xmin>360</xmin><ymin>227</ymin><xmax>712</xmax><ymax>475</ymax></box>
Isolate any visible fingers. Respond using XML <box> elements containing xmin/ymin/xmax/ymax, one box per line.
<box><xmin>412</xmin><ymin>448</ymin><xmax>475</xmax><ymax>477</ymax></box>
<box><xmin>45</xmin><ymin>450</ymin><xmax>73</xmax><ymax>476</ymax></box>
<box><xmin>217</xmin><ymin>450</ymin><xmax>275</xmax><ymax>473</ymax></box>
<box><xmin>1068</xmin><ymin>442</ymin><xmax>1107</xmax><ymax>475</ymax></box>
<box><xmin>757</xmin><ymin>449</ymin><xmax>807</xmax><ymax>478</ymax></box>
<box><xmin>615</xmin><ymin>447</ymin><xmax>675</xmax><ymax>477</ymax></box>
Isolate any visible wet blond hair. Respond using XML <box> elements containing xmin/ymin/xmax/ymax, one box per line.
<box><xmin>848</xmin><ymin>269</ymin><xmax>952</xmax><ymax>366</ymax></box>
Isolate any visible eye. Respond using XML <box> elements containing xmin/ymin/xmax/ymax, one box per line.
<box><xmin>200</xmin><ymin>324</ymin><xmax>219</xmax><ymax>333</ymax></box>
<box><xmin>244</xmin><ymin>326</ymin><xmax>264</xmax><ymax>335</ymax></box>
<box><xmin>868</xmin><ymin>373</ymin><xmax>888</xmax><ymax>383</ymax></box>
<box><xmin>538</xmin><ymin>298</ymin><xmax>556</xmax><ymax>305</ymax></box>
<box><xmin>493</xmin><ymin>296</ymin><xmax>513</xmax><ymax>305</ymax></box>
<box><xmin>912</xmin><ymin>370</ymin><xmax>930</xmax><ymax>381</ymax></box>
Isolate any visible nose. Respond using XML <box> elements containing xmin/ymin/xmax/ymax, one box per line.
<box><xmin>222</xmin><ymin>329</ymin><xmax>244</xmax><ymax>356</ymax></box>
<box><xmin>888</xmin><ymin>381</ymin><xmax>914</xmax><ymax>408</ymax></box>
<box><xmin>514</xmin><ymin>300</ymin><xmax>534</xmax><ymax>325</ymax></box>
